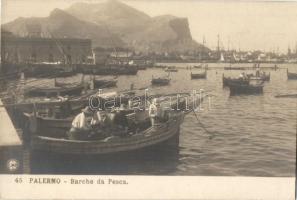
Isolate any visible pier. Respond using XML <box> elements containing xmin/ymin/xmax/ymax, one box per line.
<box><xmin>0</xmin><ymin>98</ymin><xmax>26</xmax><ymax>173</ymax></box>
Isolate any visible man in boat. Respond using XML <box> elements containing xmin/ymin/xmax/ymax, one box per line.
<box><xmin>149</xmin><ymin>98</ymin><xmax>160</xmax><ymax>126</ymax></box>
<box><xmin>256</xmin><ymin>68</ymin><xmax>260</xmax><ymax>77</ymax></box>
<box><xmin>112</xmin><ymin>104</ymin><xmax>130</xmax><ymax>136</ymax></box>
<box><xmin>69</xmin><ymin>106</ymin><xmax>103</xmax><ymax>140</ymax></box>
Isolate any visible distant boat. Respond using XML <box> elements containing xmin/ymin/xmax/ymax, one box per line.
<box><xmin>275</xmin><ymin>93</ymin><xmax>297</xmax><ymax>98</ymax></box>
<box><xmin>91</xmin><ymin>77</ymin><xmax>117</xmax><ymax>89</ymax></box>
<box><xmin>191</xmin><ymin>70</ymin><xmax>207</xmax><ymax>79</ymax></box>
<box><xmin>228</xmin><ymin>81</ymin><xmax>264</xmax><ymax>95</ymax></box>
<box><xmin>193</xmin><ymin>64</ymin><xmax>202</xmax><ymax>69</ymax></box>
<box><xmin>164</xmin><ymin>66</ymin><xmax>178</xmax><ymax>72</ymax></box>
<box><xmin>222</xmin><ymin>74</ymin><xmax>249</xmax><ymax>87</ymax></box>
<box><xmin>224</xmin><ymin>66</ymin><xmax>247</xmax><ymax>70</ymax></box>
<box><xmin>26</xmin><ymin>77</ymin><xmax>85</xmax><ymax>97</ymax></box>
<box><xmin>151</xmin><ymin>75</ymin><xmax>170</xmax><ymax>85</ymax></box>
<box><xmin>248</xmin><ymin>72</ymin><xmax>270</xmax><ymax>81</ymax></box>
<box><xmin>78</xmin><ymin>64</ymin><xmax>138</xmax><ymax>75</ymax></box>
<box><xmin>25</xmin><ymin>84</ymin><xmax>85</xmax><ymax>97</ymax></box>
<box><xmin>287</xmin><ymin>69</ymin><xmax>297</xmax><ymax>80</ymax></box>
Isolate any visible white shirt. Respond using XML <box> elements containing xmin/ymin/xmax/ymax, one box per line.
<box><xmin>149</xmin><ymin>103</ymin><xmax>158</xmax><ymax>117</ymax></box>
<box><xmin>71</xmin><ymin>112</ymin><xmax>102</xmax><ymax>129</ymax></box>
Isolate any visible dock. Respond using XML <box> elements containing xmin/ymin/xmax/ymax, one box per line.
<box><xmin>0</xmin><ymin>98</ymin><xmax>26</xmax><ymax>173</ymax></box>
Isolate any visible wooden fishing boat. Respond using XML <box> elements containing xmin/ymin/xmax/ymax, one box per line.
<box><xmin>287</xmin><ymin>69</ymin><xmax>297</xmax><ymax>80</ymax></box>
<box><xmin>164</xmin><ymin>66</ymin><xmax>178</xmax><ymax>72</ymax></box>
<box><xmin>25</xmin><ymin>113</ymin><xmax>182</xmax><ymax>155</ymax></box>
<box><xmin>78</xmin><ymin>64</ymin><xmax>138</xmax><ymax>75</ymax></box>
<box><xmin>275</xmin><ymin>93</ymin><xmax>297</xmax><ymax>98</ymax></box>
<box><xmin>25</xmin><ymin>84</ymin><xmax>85</xmax><ymax>97</ymax></box>
<box><xmin>55</xmin><ymin>68</ymin><xmax>76</xmax><ymax>77</ymax></box>
<box><xmin>92</xmin><ymin>78</ymin><xmax>117</xmax><ymax>89</ymax></box>
<box><xmin>193</xmin><ymin>64</ymin><xmax>202</xmax><ymax>69</ymax></box>
<box><xmin>249</xmin><ymin>72</ymin><xmax>270</xmax><ymax>81</ymax></box>
<box><xmin>222</xmin><ymin>74</ymin><xmax>249</xmax><ymax>87</ymax></box>
<box><xmin>151</xmin><ymin>76</ymin><xmax>170</xmax><ymax>85</ymax></box>
<box><xmin>224</xmin><ymin>66</ymin><xmax>248</xmax><ymax>70</ymax></box>
<box><xmin>228</xmin><ymin>82</ymin><xmax>264</xmax><ymax>95</ymax></box>
<box><xmin>191</xmin><ymin>70</ymin><xmax>207</xmax><ymax>79</ymax></box>
<box><xmin>23</xmin><ymin>93</ymin><xmax>204</xmax><ymax>156</ymax></box>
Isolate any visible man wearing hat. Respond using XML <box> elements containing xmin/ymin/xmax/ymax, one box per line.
<box><xmin>69</xmin><ymin>106</ymin><xmax>101</xmax><ymax>140</ymax></box>
<box><xmin>149</xmin><ymin>98</ymin><xmax>160</xmax><ymax>127</ymax></box>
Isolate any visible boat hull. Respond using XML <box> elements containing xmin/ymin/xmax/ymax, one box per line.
<box><xmin>151</xmin><ymin>79</ymin><xmax>170</xmax><ymax>85</ymax></box>
<box><xmin>191</xmin><ymin>73</ymin><xmax>206</xmax><ymax>79</ymax></box>
<box><xmin>93</xmin><ymin>80</ymin><xmax>117</xmax><ymax>89</ymax></box>
<box><xmin>25</xmin><ymin>112</ymin><xmax>184</xmax><ymax>156</ymax></box>
<box><xmin>229</xmin><ymin>83</ymin><xmax>264</xmax><ymax>95</ymax></box>
<box><xmin>222</xmin><ymin>77</ymin><xmax>249</xmax><ymax>87</ymax></box>
<box><xmin>25</xmin><ymin>85</ymin><xmax>85</xmax><ymax>97</ymax></box>
<box><xmin>287</xmin><ymin>73</ymin><xmax>297</xmax><ymax>80</ymax></box>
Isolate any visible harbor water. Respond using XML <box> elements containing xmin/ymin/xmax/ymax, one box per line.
<box><xmin>20</xmin><ymin>63</ymin><xmax>297</xmax><ymax>176</ymax></box>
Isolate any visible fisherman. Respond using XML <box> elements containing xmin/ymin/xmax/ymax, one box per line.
<box><xmin>113</xmin><ymin>104</ymin><xmax>129</xmax><ymax>136</ymax></box>
<box><xmin>148</xmin><ymin>98</ymin><xmax>159</xmax><ymax>126</ymax></box>
<box><xmin>239</xmin><ymin>72</ymin><xmax>244</xmax><ymax>79</ymax></box>
<box><xmin>256</xmin><ymin>68</ymin><xmax>260</xmax><ymax>77</ymax></box>
<box><xmin>69</xmin><ymin>106</ymin><xmax>102</xmax><ymax>140</ymax></box>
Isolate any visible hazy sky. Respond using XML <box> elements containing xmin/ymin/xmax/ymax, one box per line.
<box><xmin>2</xmin><ymin>0</ymin><xmax>297</xmax><ymax>53</ymax></box>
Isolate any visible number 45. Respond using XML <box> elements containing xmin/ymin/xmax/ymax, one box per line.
<box><xmin>15</xmin><ymin>178</ymin><xmax>22</xmax><ymax>183</ymax></box>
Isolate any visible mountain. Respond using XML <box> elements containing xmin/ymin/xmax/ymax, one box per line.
<box><xmin>66</xmin><ymin>0</ymin><xmax>151</xmax><ymax>35</ymax></box>
<box><xmin>3</xmin><ymin>0</ymin><xmax>208</xmax><ymax>53</ymax></box>
<box><xmin>66</xmin><ymin>0</ymin><xmax>208</xmax><ymax>53</ymax></box>
<box><xmin>2</xmin><ymin>8</ymin><xmax>125</xmax><ymax>48</ymax></box>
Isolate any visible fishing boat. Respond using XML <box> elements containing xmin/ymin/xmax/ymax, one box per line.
<box><xmin>91</xmin><ymin>77</ymin><xmax>117</xmax><ymax>89</ymax></box>
<box><xmin>25</xmin><ymin>82</ymin><xmax>85</xmax><ymax>97</ymax></box>
<box><xmin>191</xmin><ymin>70</ymin><xmax>207</xmax><ymax>79</ymax></box>
<box><xmin>55</xmin><ymin>68</ymin><xmax>76</xmax><ymax>77</ymax></box>
<box><xmin>222</xmin><ymin>74</ymin><xmax>249</xmax><ymax>87</ymax></box>
<box><xmin>249</xmin><ymin>72</ymin><xmax>270</xmax><ymax>81</ymax></box>
<box><xmin>151</xmin><ymin>75</ymin><xmax>170</xmax><ymax>85</ymax></box>
<box><xmin>22</xmin><ymin>93</ymin><xmax>204</xmax><ymax>156</ymax></box>
<box><xmin>287</xmin><ymin>69</ymin><xmax>297</xmax><ymax>80</ymax></box>
<box><xmin>228</xmin><ymin>81</ymin><xmax>264</xmax><ymax>95</ymax></box>
<box><xmin>224</xmin><ymin>66</ymin><xmax>248</xmax><ymax>70</ymax></box>
<box><xmin>164</xmin><ymin>66</ymin><xmax>178</xmax><ymax>72</ymax></box>
<box><xmin>25</xmin><ymin>75</ymin><xmax>87</xmax><ymax>98</ymax></box>
<box><xmin>193</xmin><ymin>64</ymin><xmax>202</xmax><ymax>69</ymax></box>
<box><xmin>275</xmin><ymin>93</ymin><xmax>297</xmax><ymax>98</ymax></box>
<box><xmin>78</xmin><ymin>64</ymin><xmax>138</xmax><ymax>75</ymax></box>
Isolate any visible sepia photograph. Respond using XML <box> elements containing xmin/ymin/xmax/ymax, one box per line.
<box><xmin>0</xmin><ymin>0</ymin><xmax>296</xmax><ymax>184</ymax></box>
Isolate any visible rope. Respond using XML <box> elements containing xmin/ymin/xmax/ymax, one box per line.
<box><xmin>191</xmin><ymin>108</ymin><xmax>217</xmax><ymax>139</ymax></box>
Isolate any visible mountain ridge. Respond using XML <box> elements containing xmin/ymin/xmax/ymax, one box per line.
<box><xmin>2</xmin><ymin>0</ymin><xmax>208</xmax><ymax>53</ymax></box>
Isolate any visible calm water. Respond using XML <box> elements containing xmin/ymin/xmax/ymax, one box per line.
<box><xmin>24</xmin><ymin>63</ymin><xmax>296</xmax><ymax>176</ymax></box>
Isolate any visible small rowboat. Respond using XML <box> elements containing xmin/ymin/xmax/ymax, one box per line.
<box><xmin>224</xmin><ymin>66</ymin><xmax>247</xmax><ymax>70</ymax></box>
<box><xmin>228</xmin><ymin>82</ymin><xmax>264</xmax><ymax>95</ymax></box>
<box><xmin>25</xmin><ymin>84</ymin><xmax>85</xmax><ymax>97</ymax></box>
<box><xmin>164</xmin><ymin>67</ymin><xmax>178</xmax><ymax>72</ymax></box>
<box><xmin>248</xmin><ymin>72</ymin><xmax>270</xmax><ymax>81</ymax></box>
<box><xmin>191</xmin><ymin>70</ymin><xmax>206</xmax><ymax>79</ymax></box>
<box><xmin>151</xmin><ymin>75</ymin><xmax>170</xmax><ymax>85</ymax></box>
<box><xmin>275</xmin><ymin>94</ymin><xmax>297</xmax><ymax>98</ymax></box>
<box><xmin>55</xmin><ymin>68</ymin><xmax>76</xmax><ymax>77</ymax></box>
<box><xmin>92</xmin><ymin>77</ymin><xmax>117</xmax><ymax>89</ymax></box>
<box><xmin>287</xmin><ymin>69</ymin><xmax>297</xmax><ymax>80</ymax></box>
<box><xmin>222</xmin><ymin>74</ymin><xmax>249</xmax><ymax>87</ymax></box>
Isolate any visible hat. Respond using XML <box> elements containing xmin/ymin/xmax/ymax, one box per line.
<box><xmin>82</xmin><ymin>106</ymin><xmax>93</xmax><ymax>114</ymax></box>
